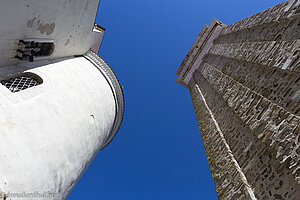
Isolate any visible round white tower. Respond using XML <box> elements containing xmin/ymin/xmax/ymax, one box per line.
<box><xmin>0</xmin><ymin>50</ymin><xmax>124</xmax><ymax>200</ymax></box>
<box><xmin>0</xmin><ymin>0</ymin><xmax>124</xmax><ymax>199</ymax></box>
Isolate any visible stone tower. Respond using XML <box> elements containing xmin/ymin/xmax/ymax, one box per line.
<box><xmin>176</xmin><ymin>1</ymin><xmax>300</xmax><ymax>199</ymax></box>
<box><xmin>0</xmin><ymin>0</ymin><xmax>124</xmax><ymax>200</ymax></box>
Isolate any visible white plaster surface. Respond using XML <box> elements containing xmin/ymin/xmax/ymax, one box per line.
<box><xmin>0</xmin><ymin>57</ymin><xmax>116</xmax><ymax>200</ymax></box>
<box><xmin>0</xmin><ymin>0</ymin><xmax>104</xmax><ymax>67</ymax></box>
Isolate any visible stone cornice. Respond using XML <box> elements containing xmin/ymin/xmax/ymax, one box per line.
<box><xmin>176</xmin><ymin>18</ymin><xmax>226</xmax><ymax>88</ymax></box>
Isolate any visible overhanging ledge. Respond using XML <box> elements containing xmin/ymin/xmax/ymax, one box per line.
<box><xmin>176</xmin><ymin>18</ymin><xmax>226</xmax><ymax>88</ymax></box>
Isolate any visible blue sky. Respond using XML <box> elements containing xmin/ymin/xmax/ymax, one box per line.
<box><xmin>69</xmin><ymin>0</ymin><xmax>284</xmax><ymax>199</ymax></box>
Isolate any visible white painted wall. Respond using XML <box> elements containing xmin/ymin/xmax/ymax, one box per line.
<box><xmin>0</xmin><ymin>56</ymin><xmax>117</xmax><ymax>200</ymax></box>
<box><xmin>0</xmin><ymin>0</ymin><xmax>104</xmax><ymax>67</ymax></box>
<box><xmin>0</xmin><ymin>1</ymin><xmax>125</xmax><ymax>199</ymax></box>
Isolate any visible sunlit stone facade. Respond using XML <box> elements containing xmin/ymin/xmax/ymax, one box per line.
<box><xmin>177</xmin><ymin>1</ymin><xmax>300</xmax><ymax>199</ymax></box>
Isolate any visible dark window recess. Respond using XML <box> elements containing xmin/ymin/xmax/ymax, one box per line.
<box><xmin>0</xmin><ymin>73</ymin><xmax>42</xmax><ymax>93</ymax></box>
<box><xmin>15</xmin><ymin>40</ymin><xmax>55</xmax><ymax>62</ymax></box>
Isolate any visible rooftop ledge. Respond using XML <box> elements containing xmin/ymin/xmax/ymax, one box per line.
<box><xmin>176</xmin><ymin>18</ymin><xmax>226</xmax><ymax>88</ymax></box>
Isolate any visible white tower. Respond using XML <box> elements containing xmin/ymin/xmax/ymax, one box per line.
<box><xmin>0</xmin><ymin>0</ymin><xmax>124</xmax><ymax>199</ymax></box>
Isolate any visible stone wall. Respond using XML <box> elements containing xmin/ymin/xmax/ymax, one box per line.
<box><xmin>183</xmin><ymin>0</ymin><xmax>300</xmax><ymax>199</ymax></box>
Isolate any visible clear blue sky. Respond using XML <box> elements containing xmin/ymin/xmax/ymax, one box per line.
<box><xmin>69</xmin><ymin>0</ymin><xmax>284</xmax><ymax>199</ymax></box>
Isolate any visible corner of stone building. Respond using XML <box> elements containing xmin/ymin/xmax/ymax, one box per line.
<box><xmin>176</xmin><ymin>18</ymin><xmax>226</xmax><ymax>89</ymax></box>
<box><xmin>177</xmin><ymin>0</ymin><xmax>300</xmax><ymax>199</ymax></box>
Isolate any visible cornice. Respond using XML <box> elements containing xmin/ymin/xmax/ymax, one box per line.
<box><xmin>84</xmin><ymin>50</ymin><xmax>125</xmax><ymax>150</ymax></box>
<box><xmin>176</xmin><ymin>18</ymin><xmax>226</xmax><ymax>88</ymax></box>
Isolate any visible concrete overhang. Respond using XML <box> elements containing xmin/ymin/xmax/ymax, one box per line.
<box><xmin>0</xmin><ymin>0</ymin><xmax>105</xmax><ymax>67</ymax></box>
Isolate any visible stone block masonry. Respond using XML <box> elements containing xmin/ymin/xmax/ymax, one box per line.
<box><xmin>176</xmin><ymin>0</ymin><xmax>300</xmax><ymax>199</ymax></box>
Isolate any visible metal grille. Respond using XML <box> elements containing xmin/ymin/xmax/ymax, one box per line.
<box><xmin>1</xmin><ymin>75</ymin><xmax>40</xmax><ymax>93</ymax></box>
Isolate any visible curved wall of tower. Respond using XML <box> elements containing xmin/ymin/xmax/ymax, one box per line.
<box><xmin>0</xmin><ymin>52</ymin><xmax>124</xmax><ymax>200</ymax></box>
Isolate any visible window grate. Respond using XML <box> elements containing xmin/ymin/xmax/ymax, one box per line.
<box><xmin>1</xmin><ymin>75</ymin><xmax>41</xmax><ymax>93</ymax></box>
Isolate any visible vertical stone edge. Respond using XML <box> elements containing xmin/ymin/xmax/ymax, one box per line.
<box><xmin>189</xmin><ymin>79</ymin><xmax>257</xmax><ymax>200</ymax></box>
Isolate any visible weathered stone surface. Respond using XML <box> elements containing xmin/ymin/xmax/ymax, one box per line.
<box><xmin>190</xmin><ymin>81</ymin><xmax>256</xmax><ymax>200</ymax></box>
<box><xmin>177</xmin><ymin>0</ymin><xmax>300</xmax><ymax>199</ymax></box>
